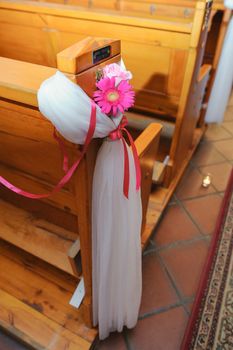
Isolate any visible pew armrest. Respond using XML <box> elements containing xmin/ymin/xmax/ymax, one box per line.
<box><xmin>134</xmin><ymin>123</ymin><xmax>162</xmax><ymax>232</ymax></box>
<box><xmin>134</xmin><ymin>123</ymin><xmax>162</xmax><ymax>159</ymax></box>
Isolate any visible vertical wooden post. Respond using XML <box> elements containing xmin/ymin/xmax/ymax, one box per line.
<box><xmin>56</xmin><ymin>39</ymin><xmax>94</xmax><ymax>327</ymax></box>
<box><xmin>198</xmin><ymin>7</ymin><xmax>231</xmax><ymax>127</ymax></box>
<box><xmin>167</xmin><ymin>0</ymin><xmax>212</xmax><ymax>184</ymax></box>
<box><xmin>56</xmin><ymin>37</ymin><xmax>121</xmax><ymax>327</ymax></box>
<box><xmin>73</xmin><ymin>155</ymin><xmax>94</xmax><ymax>327</ymax></box>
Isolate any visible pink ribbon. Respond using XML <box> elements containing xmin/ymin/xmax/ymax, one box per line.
<box><xmin>109</xmin><ymin>116</ymin><xmax>141</xmax><ymax>198</ymax></box>
<box><xmin>0</xmin><ymin>106</ymin><xmax>140</xmax><ymax>200</ymax></box>
<box><xmin>53</xmin><ymin>128</ymin><xmax>69</xmax><ymax>173</ymax></box>
<box><xmin>0</xmin><ymin>101</ymin><xmax>97</xmax><ymax>199</ymax></box>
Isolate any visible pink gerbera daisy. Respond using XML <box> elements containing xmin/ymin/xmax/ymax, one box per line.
<box><xmin>93</xmin><ymin>77</ymin><xmax>135</xmax><ymax>116</ymax></box>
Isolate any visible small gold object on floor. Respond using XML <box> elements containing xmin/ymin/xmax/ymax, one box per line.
<box><xmin>202</xmin><ymin>173</ymin><xmax>212</xmax><ymax>188</ymax></box>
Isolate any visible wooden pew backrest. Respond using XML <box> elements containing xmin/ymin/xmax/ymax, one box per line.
<box><xmin>0</xmin><ymin>0</ymin><xmax>211</xmax><ymax>116</ymax></box>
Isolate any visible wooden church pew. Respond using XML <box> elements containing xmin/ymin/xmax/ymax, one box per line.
<box><xmin>0</xmin><ymin>0</ymin><xmax>213</xmax><ymax>189</ymax></box>
<box><xmin>0</xmin><ymin>37</ymin><xmax>162</xmax><ymax>348</ymax></box>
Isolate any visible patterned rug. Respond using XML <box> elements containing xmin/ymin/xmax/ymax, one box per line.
<box><xmin>181</xmin><ymin>168</ymin><xmax>233</xmax><ymax>350</ymax></box>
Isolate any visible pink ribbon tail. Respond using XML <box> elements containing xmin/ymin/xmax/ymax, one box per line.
<box><xmin>121</xmin><ymin>138</ymin><xmax>130</xmax><ymax>199</ymax></box>
<box><xmin>53</xmin><ymin>128</ymin><xmax>69</xmax><ymax>173</ymax></box>
<box><xmin>123</xmin><ymin>129</ymin><xmax>141</xmax><ymax>192</ymax></box>
<box><xmin>108</xmin><ymin>116</ymin><xmax>141</xmax><ymax>198</ymax></box>
<box><xmin>0</xmin><ymin>101</ymin><xmax>97</xmax><ymax>199</ymax></box>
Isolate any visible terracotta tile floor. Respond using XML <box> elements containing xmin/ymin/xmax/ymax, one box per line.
<box><xmin>1</xmin><ymin>95</ymin><xmax>232</xmax><ymax>350</ymax></box>
<box><xmin>96</xmin><ymin>94</ymin><xmax>233</xmax><ymax>349</ymax></box>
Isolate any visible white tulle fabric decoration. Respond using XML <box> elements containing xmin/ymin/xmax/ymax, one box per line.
<box><xmin>37</xmin><ymin>70</ymin><xmax>142</xmax><ymax>340</ymax></box>
<box><xmin>38</xmin><ymin>71</ymin><xmax>122</xmax><ymax>143</ymax></box>
<box><xmin>205</xmin><ymin>0</ymin><xmax>233</xmax><ymax>123</ymax></box>
<box><xmin>92</xmin><ymin>139</ymin><xmax>142</xmax><ymax>339</ymax></box>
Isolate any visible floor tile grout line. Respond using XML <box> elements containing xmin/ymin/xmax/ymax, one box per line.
<box><xmin>143</xmin><ymin>241</ymin><xmax>156</xmax><ymax>256</ymax></box>
<box><xmin>174</xmin><ymin>194</ymin><xmax>205</xmax><ymax>236</ymax></box>
<box><xmin>152</xmin><ymin>234</ymin><xmax>211</xmax><ymax>254</ymax></box>
<box><xmin>145</xmin><ymin>205</ymin><xmax>172</xmax><ymax>252</ymax></box>
<box><xmin>193</xmin><ymin>133</ymin><xmax>233</xmax><ymax>163</ymax></box>
<box><xmin>138</xmin><ymin>301</ymin><xmax>182</xmax><ymax>320</ymax></box>
<box><xmin>219</xmin><ymin>123</ymin><xmax>233</xmax><ymax>137</ymax></box>
<box><xmin>156</xmin><ymin>253</ymin><xmax>185</xmax><ymax>308</ymax></box>
<box><xmin>205</xmin><ymin>135</ymin><xmax>233</xmax><ymax>144</ymax></box>
<box><xmin>189</xmin><ymin>165</ymin><xmax>220</xmax><ymax>193</ymax></box>
<box><xmin>183</xmin><ymin>293</ymin><xmax>196</xmax><ymax>317</ymax></box>
<box><xmin>175</xmin><ymin>192</ymin><xmax>225</xmax><ymax>241</ymax></box>
<box><xmin>175</xmin><ymin>189</ymin><xmax>224</xmax><ymax>204</ymax></box>
<box><xmin>190</xmin><ymin>159</ymin><xmax>230</xmax><ymax>168</ymax></box>
<box><xmin>138</xmin><ymin>296</ymin><xmax>195</xmax><ymax>321</ymax></box>
<box><xmin>182</xmin><ymin>303</ymin><xmax>191</xmax><ymax>317</ymax></box>
<box><xmin>147</xmin><ymin>201</ymin><xmax>212</xmax><ymax>254</ymax></box>
<box><xmin>176</xmin><ymin>189</ymin><xmax>225</xmax><ymax>202</ymax></box>
<box><xmin>143</xmin><ymin>247</ymin><xmax>156</xmax><ymax>256</ymax></box>
<box><xmin>207</xmin><ymin>136</ymin><xmax>233</xmax><ymax>143</ymax></box>
<box><xmin>204</xmin><ymin>126</ymin><xmax>233</xmax><ymax>143</ymax></box>
<box><xmin>198</xmin><ymin>164</ymin><xmax>233</xmax><ymax>187</ymax></box>
<box><xmin>147</xmin><ymin>199</ymin><xmax>207</xmax><ymax>255</ymax></box>
<box><xmin>123</xmin><ymin>329</ymin><xmax>133</xmax><ymax>350</ymax></box>
<box><xmin>150</xmin><ymin>193</ymin><xmax>223</xmax><ymax>255</ymax></box>
<box><xmin>157</xmin><ymin>252</ymin><xmax>199</xmax><ymax>318</ymax></box>
<box><xmin>190</xmin><ymin>155</ymin><xmax>233</xmax><ymax>171</ymax></box>
<box><xmin>177</xmin><ymin>191</ymin><xmax>224</xmax><ymax>235</ymax></box>
<box><xmin>208</xmin><ymin>140</ymin><xmax>233</xmax><ymax>162</ymax></box>
<box><xmin>183</xmin><ymin>300</ymin><xmax>193</xmax><ymax>316</ymax></box>
<box><xmin>190</xmin><ymin>159</ymin><xmax>232</xmax><ymax>193</ymax></box>
<box><xmin>189</xmin><ymin>135</ymin><xmax>233</xmax><ymax>166</ymax></box>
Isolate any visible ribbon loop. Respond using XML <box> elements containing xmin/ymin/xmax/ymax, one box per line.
<box><xmin>0</xmin><ymin>108</ymin><xmax>140</xmax><ymax>200</ymax></box>
<box><xmin>0</xmin><ymin>101</ymin><xmax>97</xmax><ymax>199</ymax></box>
<box><xmin>108</xmin><ymin>116</ymin><xmax>141</xmax><ymax>198</ymax></box>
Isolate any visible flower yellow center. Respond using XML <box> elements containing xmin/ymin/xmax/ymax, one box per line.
<box><xmin>107</xmin><ymin>90</ymin><xmax>119</xmax><ymax>102</ymax></box>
